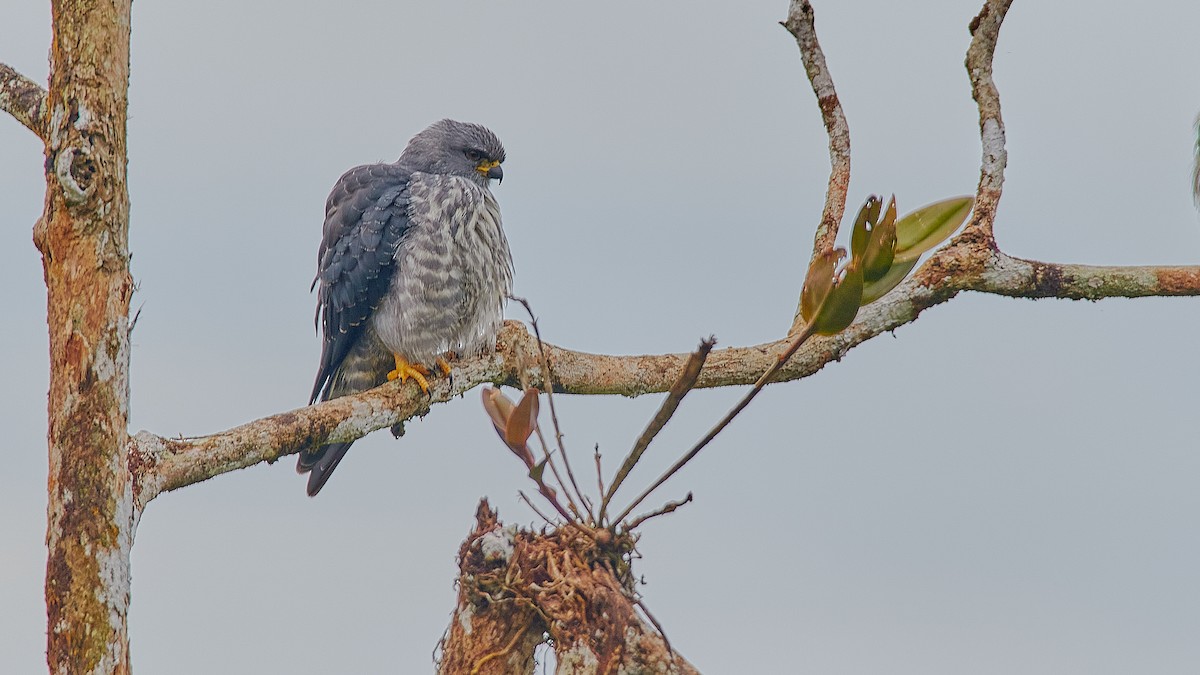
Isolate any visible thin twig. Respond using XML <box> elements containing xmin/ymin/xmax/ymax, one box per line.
<box><xmin>519</xmin><ymin>491</ymin><xmax>556</xmax><ymax>527</ymax></box>
<box><xmin>512</xmin><ymin>296</ymin><xmax>591</xmax><ymax>520</ymax></box>
<box><xmin>614</xmin><ymin>324</ymin><xmax>817</xmax><ymax>527</ymax></box>
<box><xmin>624</xmin><ymin>492</ymin><xmax>694</xmax><ymax>531</ymax></box>
<box><xmin>782</xmin><ymin>0</ymin><xmax>851</xmax><ymax>260</ymax></box>
<box><xmin>533</xmin><ymin>425</ymin><xmax>584</xmax><ymax>521</ymax></box>
<box><xmin>594</xmin><ymin>445</ymin><xmax>606</xmax><ymax>506</ymax></box>
<box><xmin>599</xmin><ymin>339</ymin><xmax>713</xmax><ymax>525</ymax></box>
<box><xmin>537</xmin><ymin>480</ymin><xmax>576</xmax><ymax>524</ymax></box>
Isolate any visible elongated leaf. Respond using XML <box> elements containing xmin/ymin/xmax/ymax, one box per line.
<box><xmin>893</xmin><ymin>196</ymin><xmax>974</xmax><ymax>261</ymax></box>
<box><xmin>861</xmin><ymin>196</ymin><xmax>897</xmax><ymax>282</ymax></box>
<box><xmin>860</xmin><ymin>257</ymin><xmax>918</xmax><ymax>305</ymax></box>
<box><xmin>800</xmin><ymin>248</ymin><xmax>844</xmax><ymax>324</ymax></box>
<box><xmin>850</xmin><ymin>195</ymin><xmax>881</xmax><ymax>259</ymax></box>
<box><xmin>481</xmin><ymin>387</ymin><xmax>515</xmax><ymax>439</ymax></box>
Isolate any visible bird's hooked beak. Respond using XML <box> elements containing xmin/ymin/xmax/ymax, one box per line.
<box><xmin>477</xmin><ymin>160</ymin><xmax>503</xmax><ymax>183</ymax></box>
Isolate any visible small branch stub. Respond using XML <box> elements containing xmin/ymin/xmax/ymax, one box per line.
<box><xmin>0</xmin><ymin>62</ymin><xmax>48</xmax><ymax>139</ymax></box>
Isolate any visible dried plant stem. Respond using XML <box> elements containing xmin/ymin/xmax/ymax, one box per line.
<box><xmin>512</xmin><ymin>296</ymin><xmax>591</xmax><ymax>521</ymax></box>
<box><xmin>613</xmin><ymin>324</ymin><xmax>817</xmax><ymax>527</ymax></box>
<box><xmin>518</xmin><ymin>491</ymin><xmax>556</xmax><ymax>527</ymax></box>
<box><xmin>624</xmin><ymin>493</ymin><xmax>694</xmax><ymax>531</ymax></box>
<box><xmin>599</xmin><ymin>339</ymin><xmax>713</xmax><ymax>525</ymax></box>
<box><xmin>532</xmin><ymin>426</ymin><xmax>583</xmax><ymax>521</ymax></box>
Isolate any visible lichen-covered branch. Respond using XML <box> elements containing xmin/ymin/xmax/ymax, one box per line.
<box><xmin>0</xmin><ymin>62</ymin><xmax>48</xmax><ymax>139</ymax></box>
<box><xmin>782</xmin><ymin>0</ymin><xmax>851</xmax><ymax>335</ymax></box>
<box><xmin>963</xmin><ymin>0</ymin><xmax>1012</xmax><ymax>243</ymax></box>
<box><xmin>439</xmin><ymin>500</ymin><xmax>700</xmax><ymax>675</ymax></box>
<box><xmin>130</xmin><ymin>250</ymin><xmax>1200</xmax><ymax>506</ymax></box>
<box><xmin>783</xmin><ymin>0</ymin><xmax>851</xmax><ymax>260</ymax></box>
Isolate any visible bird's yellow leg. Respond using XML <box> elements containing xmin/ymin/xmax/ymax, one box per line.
<box><xmin>435</xmin><ymin>354</ymin><xmax>454</xmax><ymax>377</ymax></box>
<box><xmin>387</xmin><ymin>354</ymin><xmax>431</xmax><ymax>393</ymax></box>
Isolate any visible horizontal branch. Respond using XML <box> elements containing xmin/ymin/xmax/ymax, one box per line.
<box><xmin>0</xmin><ymin>62</ymin><xmax>48</xmax><ymax>139</ymax></box>
<box><xmin>128</xmin><ymin>243</ymin><xmax>1200</xmax><ymax>509</ymax></box>
<box><xmin>974</xmin><ymin>254</ymin><xmax>1200</xmax><ymax>299</ymax></box>
<box><xmin>127</xmin><ymin>0</ymin><xmax>1197</xmax><ymax>513</ymax></box>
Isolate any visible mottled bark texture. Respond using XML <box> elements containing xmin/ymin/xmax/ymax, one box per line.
<box><xmin>0</xmin><ymin>62</ymin><xmax>48</xmax><ymax>138</ymax></box>
<box><xmin>439</xmin><ymin>501</ymin><xmax>699</xmax><ymax>675</ymax></box>
<box><xmin>32</xmin><ymin>1</ymin><xmax>136</xmax><ymax>674</ymax></box>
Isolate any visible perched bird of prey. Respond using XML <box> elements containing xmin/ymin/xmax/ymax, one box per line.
<box><xmin>298</xmin><ymin>119</ymin><xmax>513</xmax><ymax>496</ymax></box>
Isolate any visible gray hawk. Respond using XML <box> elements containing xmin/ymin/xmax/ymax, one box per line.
<box><xmin>298</xmin><ymin>119</ymin><xmax>513</xmax><ymax>496</ymax></box>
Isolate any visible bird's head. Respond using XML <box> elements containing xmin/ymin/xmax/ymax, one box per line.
<box><xmin>399</xmin><ymin>119</ymin><xmax>506</xmax><ymax>186</ymax></box>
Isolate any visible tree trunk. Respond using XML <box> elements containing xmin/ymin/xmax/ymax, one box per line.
<box><xmin>37</xmin><ymin>1</ymin><xmax>136</xmax><ymax>673</ymax></box>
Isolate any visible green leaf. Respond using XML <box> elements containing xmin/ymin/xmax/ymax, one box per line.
<box><xmin>528</xmin><ymin>458</ymin><xmax>548</xmax><ymax>483</ymax></box>
<box><xmin>813</xmin><ymin>264</ymin><xmax>863</xmax><ymax>335</ymax></box>
<box><xmin>860</xmin><ymin>256</ymin><xmax>918</xmax><ymax>305</ymax></box>
<box><xmin>893</xmin><ymin>196</ymin><xmax>974</xmax><ymax>261</ymax></box>
<box><xmin>800</xmin><ymin>248</ymin><xmax>844</xmax><ymax>324</ymax></box>
<box><xmin>861</xmin><ymin>196</ymin><xmax>897</xmax><ymax>283</ymax></box>
<box><xmin>849</xmin><ymin>195</ymin><xmax>881</xmax><ymax>260</ymax></box>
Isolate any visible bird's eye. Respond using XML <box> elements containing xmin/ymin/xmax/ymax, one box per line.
<box><xmin>465</xmin><ymin>149</ymin><xmax>484</xmax><ymax>162</ymax></box>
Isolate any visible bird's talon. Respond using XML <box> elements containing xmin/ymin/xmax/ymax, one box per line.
<box><xmin>388</xmin><ymin>355</ymin><xmax>431</xmax><ymax>393</ymax></box>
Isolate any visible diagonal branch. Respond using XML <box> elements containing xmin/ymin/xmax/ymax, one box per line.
<box><xmin>600</xmin><ymin>338</ymin><xmax>713</xmax><ymax>524</ymax></box>
<box><xmin>783</xmin><ymin>0</ymin><xmax>851</xmax><ymax>259</ymax></box>
<box><xmin>962</xmin><ymin>0</ymin><xmax>1013</xmax><ymax>243</ymax></box>
<box><xmin>0</xmin><ymin>62</ymin><xmax>48</xmax><ymax>140</ymax></box>
<box><xmin>612</xmin><ymin>322</ymin><xmax>817</xmax><ymax>528</ymax></box>
<box><xmin>783</xmin><ymin>0</ymin><xmax>851</xmax><ymax>334</ymax></box>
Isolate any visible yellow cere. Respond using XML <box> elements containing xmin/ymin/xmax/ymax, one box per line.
<box><xmin>476</xmin><ymin>159</ymin><xmax>500</xmax><ymax>173</ymax></box>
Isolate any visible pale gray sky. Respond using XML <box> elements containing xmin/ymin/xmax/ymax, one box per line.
<box><xmin>3</xmin><ymin>1</ymin><xmax>1200</xmax><ymax>673</ymax></box>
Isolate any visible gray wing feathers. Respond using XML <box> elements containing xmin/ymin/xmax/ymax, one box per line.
<box><xmin>310</xmin><ymin>164</ymin><xmax>413</xmax><ymax>404</ymax></box>
<box><xmin>301</xmin><ymin>163</ymin><xmax>413</xmax><ymax>495</ymax></box>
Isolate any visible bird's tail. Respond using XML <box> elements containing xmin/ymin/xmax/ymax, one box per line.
<box><xmin>299</xmin><ymin>328</ymin><xmax>393</xmax><ymax>496</ymax></box>
<box><xmin>297</xmin><ymin>443</ymin><xmax>353</xmax><ymax>497</ymax></box>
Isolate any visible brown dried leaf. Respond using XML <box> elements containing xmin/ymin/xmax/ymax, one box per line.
<box><xmin>481</xmin><ymin>387</ymin><xmax>514</xmax><ymax>439</ymax></box>
<box><xmin>505</xmin><ymin>387</ymin><xmax>541</xmax><ymax>451</ymax></box>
